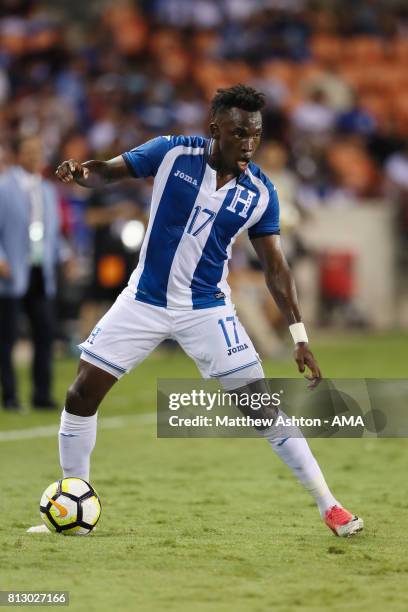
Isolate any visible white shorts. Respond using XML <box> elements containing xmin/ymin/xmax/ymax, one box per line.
<box><xmin>79</xmin><ymin>287</ymin><xmax>263</xmax><ymax>385</ymax></box>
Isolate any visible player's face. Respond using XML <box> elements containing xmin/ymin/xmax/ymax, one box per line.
<box><xmin>210</xmin><ymin>108</ymin><xmax>262</xmax><ymax>173</ymax></box>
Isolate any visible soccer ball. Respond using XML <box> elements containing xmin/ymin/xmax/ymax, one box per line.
<box><xmin>40</xmin><ymin>477</ymin><xmax>101</xmax><ymax>535</ymax></box>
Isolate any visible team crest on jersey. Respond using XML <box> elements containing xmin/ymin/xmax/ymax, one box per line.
<box><xmin>226</xmin><ymin>186</ymin><xmax>257</xmax><ymax>219</ymax></box>
<box><xmin>174</xmin><ymin>169</ymin><xmax>198</xmax><ymax>187</ymax></box>
<box><xmin>87</xmin><ymin>326</ymin><xmax>102</xmax><ymax>345</ymax></box>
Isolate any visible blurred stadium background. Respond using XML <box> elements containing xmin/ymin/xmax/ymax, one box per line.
<box><xmin>1</xmin><ymin>2</ymin><xmax>408</xmax><ymax>610</ymax></box>
<box><xmin>1</xmin><ymin>0</ymin><xmax>408</xmax><ymax>364</ymax></box>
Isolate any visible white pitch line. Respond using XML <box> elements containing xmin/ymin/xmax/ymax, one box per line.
<box><xmin>0</xmin><ymin>413</ymin><xmax>156</xmax><ymax>442</ymax></box>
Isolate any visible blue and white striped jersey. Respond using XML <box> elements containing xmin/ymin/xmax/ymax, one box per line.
<box><xmin>122</xmin><ymin>135</ymin><xmax>280</xmax><ymax>310</ymax></box>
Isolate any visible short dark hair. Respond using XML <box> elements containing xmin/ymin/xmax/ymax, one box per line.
<box><xmin>210</xmin><ymin>84</ymin><xmax>265</xmax><ymax>118</ymax></box>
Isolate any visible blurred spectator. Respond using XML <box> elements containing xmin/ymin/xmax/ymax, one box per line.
<box><xmin>384</xmin><ymin>143</ymin><xmax>408</xmax><ymax>310</ymax></box>
<box><xmin>0</xmin><ymin>145</ymin><xmax>9</xmax><ymax>173</ymax></box>
<box><xmin>385</xmin><ymin>144</ymin><xmax>408</xmax><ymax>196</ymax></box>
<box><xmin>79</xmin><ymin>182</ymin><xmax>146</xmax><ymax>339</ymax></box>
<box><xmin>1</xmin><ymin>0</ymin><xmax>407</xmax><ymax>194</ymax></box>
<box><xmin>0</xmin><ymin>133</ymin><xmax>69</xmax><ymax>411</ymax></box>
<box><xmin>291</xmin><ymin>89</ymin><xmax>336</xmax><ymax>149</ymax></box>
<box><xmin>255</xmin><ymin>141</ymin><xmax>299</xmax><ymax>221</ymax></box>
<box><xmin>326</xmin><ymin>136</ymin><xmax>380</xmax><ymax>198</ymax></box>
<box><xmin>255</xmin><ymin>140</ymin><xmax>316</xmax><ymax>323</ymax></box>
<box><xmin>301</xmin><ymin>62</ymin><xmax>353</xmax><ymax>112</ymax></box>
<box><xmin>0</xmin><ymin>0</ymin><xmax>407</xmax><ymax>336</ymax></box>
<box><xmin>336</xmin><ymin>95</ymin><xmax>377</xmax><ymax>137</ymax></box>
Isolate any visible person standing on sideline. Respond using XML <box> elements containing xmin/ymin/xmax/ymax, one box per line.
<box><xmin>0</xmin><ymin>134</ymin><xmax>68</xmax><ymax>411</ymax></box>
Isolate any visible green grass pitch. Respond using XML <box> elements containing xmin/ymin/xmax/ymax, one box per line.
<box><xmin>0</xmin><ymin>332</ymin><xmax>407</xmax><ymax>611</ymax></box>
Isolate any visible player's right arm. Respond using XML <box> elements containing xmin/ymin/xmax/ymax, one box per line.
<box><xmin>55</xmin><ymin>156</ymin><xmax>130</xmax><ymax>188</ymax></box>
<box><xmin>56</xmin><ymin>136</ymin><xmax>182</xmax><ymax>187</ymax></box>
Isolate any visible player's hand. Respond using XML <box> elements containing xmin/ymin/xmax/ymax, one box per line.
<box><xmin>55</xmin><ymin>159</ymin><xmax>89</xmax><ymax>183</ymax></box>
<box><xmin>0</xmin><ymin>259</ymin><xmax>11</xmax><ymax>278</ymax></box>
<box><xmin>294</xmin><ymin>343</ymin><xmax>322</xmax><ymax>389</ymax></box>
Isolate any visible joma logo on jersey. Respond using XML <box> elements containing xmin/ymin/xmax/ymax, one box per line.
<box><xmin>174</xmin><ymin>169</ymin><xmax>198</xmax><ymax>187</ymax></box>
<box><xmin>226</xmin><ymin>186</ymin><xmax>256</xmax><ymax>219</ymax></box>
<box><xmin>227</xmin><ymin>343</ymin><xmax>248</xmax><ymax>356</ymax></box>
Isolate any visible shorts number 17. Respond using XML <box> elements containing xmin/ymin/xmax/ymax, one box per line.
<box><xmin>218</xmin><ymin>316</ymin><xmax>240</xmax><ymax>348</ymax></box>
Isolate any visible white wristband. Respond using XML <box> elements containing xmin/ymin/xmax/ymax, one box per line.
<box><xmin>289</xmin><ymin>322</ymin><xmax>308</xmax><ymax>344</ymax></box>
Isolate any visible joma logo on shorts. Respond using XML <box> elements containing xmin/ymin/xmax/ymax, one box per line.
<box><xmin>227</xmin><ymin>343</ymin><xmax>248</xmax><ymax>356</ymax></box>
<box><xmin>174</xmin><ymin>169</ymin><xmax>198</xmax><ymax>186</ymax></box>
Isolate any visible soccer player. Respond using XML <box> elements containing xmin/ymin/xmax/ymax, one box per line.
<box><xmin>29</xmin><ymin>85</ymin><xmax>363</xmax><ymax>536</ymax></box>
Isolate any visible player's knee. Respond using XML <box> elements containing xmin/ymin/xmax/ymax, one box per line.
<box><xmin>219</xmin><ymin>362</ymin><xmax>265</xmax><ymax>391</ymax></box>
<box><xmin>65</xmin><ymin>379</ymin><xmax>98</xmax><ymax>417</ymax></box>
<box><xmin>230</xmin><ymin>378</ymin><xmax>279</xmax><ymax>430</ymax></box>
<box><xmin>65</xmin><ymin>361</ymin><xmax>117</xmax><ymax>416</ymax></box>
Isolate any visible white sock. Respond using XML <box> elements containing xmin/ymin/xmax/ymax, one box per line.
<box><xmin>265</xmin><ymin>411</ymin><xmax>340</xmax><ymax>517</ymax></box>
<box><xmin>59</xmin><ymin>408</ymin><xmax>97</xmax><ymax>482</ymax></box>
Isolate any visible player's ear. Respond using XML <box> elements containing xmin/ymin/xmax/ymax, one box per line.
<box><xmin>209</xmin><ymin>121</ymin><xmax>220</xmax><ymax>139</ymax></box>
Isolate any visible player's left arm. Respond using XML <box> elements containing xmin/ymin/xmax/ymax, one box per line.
<box><xmin>251</xmin><ymin>233</ymin><xmax>322</xmax><ymax>388</ymax></box>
